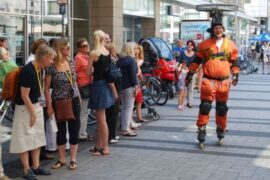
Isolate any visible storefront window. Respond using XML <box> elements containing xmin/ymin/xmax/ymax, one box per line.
<box><xmin>0</xmin><ymin>0</ymin><xmax>26</xmax><ymax>14</ymax></box>
<box><xmin>123</xmin><ymin>0</ymin><xmax>155</xmax><ymax>18</ymax></box>
<box><xmin>123</xmin><ymin>16</ymin><xmax>142</xmax><ymax>43</ymax></box>
<box><xmin>27</xmin><ymin>0</ymin><xmax>41</xmax><ymax>15</ymax></box>
<box><xmin>43</xmin><ymin>0</ymin><xmax>63</xmax><ymax>17</ymax></box>
<box><xmin>28</xmin><ymin>16</ymin><xmax>42</xmax><ymax>51</ymax></box>
<box><xmin>0</xmin><ymin>15</ymin><xmax>25</xmax><ymax>65</ymax></box>
<box><xmin>42</xmin><ymin>18</ymin><xmax>62</xmax><ymax>41</ymax></box>
<box><xmin>73</xmin><ymin>0</ymin><xmax>89</xmax><ymax>19</ymax></box>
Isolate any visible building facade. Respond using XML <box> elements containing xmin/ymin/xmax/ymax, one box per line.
<box><xmin>0</xmin><ymin>0</ymin><xmax>90</xmax><ymax>65</ymax></box>
<box><xmin>0</xmin><ymin>0</ymin><xmax>259</xmax><ymax>64</ymax></box>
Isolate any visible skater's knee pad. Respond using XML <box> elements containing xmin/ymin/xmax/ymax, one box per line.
<box><xmin>199</xmin><ymin>100</ymin><xmax>212</xmax><ymax>115</ymax></box>
<box><xmin>216</xmin><ymin>102</ymin><xmax>228</xmax><ymax>116</ymax></box>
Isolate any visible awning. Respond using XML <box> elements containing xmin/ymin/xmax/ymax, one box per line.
<box><xmin>224</xmin><ymin>11</ymin><xmax>258</xmax><ymax>22</ymax></box>
<box><xmin>175</xmin><ymin>0</ymin><xmax>210</xmax><ymax>8</ymax></box>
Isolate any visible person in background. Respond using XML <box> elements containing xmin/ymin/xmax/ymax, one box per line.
<box><xmin>105</xmin><ymin>42</ymin><xmax>121</xmax><ymax>144</ymax></box>
<box><xmin>260</xmin><ymin>41</ymin><xmax>270</xmax><ymax>75</ymax></box>
<box><xmin>118</xmin><ymin>42</ymin><xmax>138</xmax><ymax>137</ymax></box>
<box><xmin>74</xmin><ymin>38</ymin><xmax>93</xmax><ymax>141</ymax></box>
<box><xmin>26</xmin><ymin>38</ymin><xmax>48</xmax><ymax>64</ymax></box>
<box><xmin>173</xmin><ymin>39</ymin><xmax>186</xmax><ymax>61</ymax></box>
<box><xmin>134</xmin><ymin>44</ymin><xmax>147</xmax><ymax>123</ymax></box>
<box><xmin>177</xmin><ymin>40</ymin><xmax>196</xmax><ymax>108</ymax></box>
<box><xmin>177</xmin><ymin>61</ymin><xmax>188</xmax><ymax>110</ymax></box>
<box><xmin>10</xmin><ymin>44</ymin><xmax>54</xmax><ymax>180</ymax></box>
<box><xmin>87</xmin><ymin>30</ymin><xmax>117</xmax><ymax>155</ymax></box>
<box><xmin>0</xmin><ymin>37</ymin><xmax>10</xmax><ymax>62</ymax></box>
<box><xmin>255</xmin><ymin>41</ymin><xmax>262</xmax><ymax>64</ymax></box>
<box><xmin>45</xmin><ymin>39</ymin><xmax>81</xmax><ymax>170</ymax></box>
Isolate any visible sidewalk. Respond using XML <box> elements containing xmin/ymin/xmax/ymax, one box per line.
<box><xmin>6</xmin><ymin>72</ymin><xmax>270</xmax><ymax>180</ymax></box>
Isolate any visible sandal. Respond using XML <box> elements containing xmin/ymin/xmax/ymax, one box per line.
<box><xmin>52</xmin><ymin>160</ymin><xmax>66</xmax><ymax>169</ymax></box>
<box><xmin>122</xmin><ymin>131</ymin><xmax>137</xmax><ymax>137</ymax></box>
<box><xmin>89</xmin><ymin>146</ymin><xmax>99</xmax><ymax>153</ymax></box>
<box><xmin>91</xmin><ymin>148</ymin><xmax>110</xmax><ymax>156</ymax></box>
<box><xmin>69</xmin><ymin>161</ymin><xmax>78</xmax><ymax>170</ymax></box>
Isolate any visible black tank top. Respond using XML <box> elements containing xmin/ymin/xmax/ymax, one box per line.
<box><xmin>93</xmin><ymin>53</ymin><xmax>110</xmax><ymax>81</ymax></box>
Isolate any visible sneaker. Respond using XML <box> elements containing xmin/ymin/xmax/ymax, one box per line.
<box><xmin>109</xmin><ymin>139</ymin><xmax>118</xmax><ymax>144</ymax></box>
<box><xmin>22</xmin><ymin>169</ymin><xmax>37</xmax><ymax>180</ymax></box>
<box><xmin>32</xmin><ymin>166</ymin><xmax>51</xmax><ymax>176</ymax></box>
<box><xmin>115</xmin><ymin>136</ymin><xmax>120</xmax><ymax>140</ymax></box>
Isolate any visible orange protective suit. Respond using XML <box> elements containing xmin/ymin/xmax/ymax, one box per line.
<box><xmin>188</xmin><ymin>37</ymin><xmax>239</xmax><ymax>131</ymax></box>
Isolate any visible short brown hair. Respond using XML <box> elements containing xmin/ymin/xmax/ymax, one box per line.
<box><xmin>76</xmin><ymin>38</ymin><xmax>88</xmax><ymax>48</ymax></box>
<box><xmin>31</xmin><ymin>38</ymin><xmax>48</xmax><ymax>54</ymax></box>
<box><xmin>0</xmin><ymin>37</ymin><xmax>7</xmax><ymax>43</ymax></box>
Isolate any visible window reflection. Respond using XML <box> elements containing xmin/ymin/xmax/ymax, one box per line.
<box><xmin>0</xmin><ymin>0</ymin><xmax>26</xmax><ymax>13</ymax></box>
<box><xmin>0</xmin><ymin>15</ymin><xmax>25</xmax><ymax>65</ymax></box>
<box><xmin>42</xmin><ymin>19</ymin><xmax>62</xmax><ymax>41</ymax></box>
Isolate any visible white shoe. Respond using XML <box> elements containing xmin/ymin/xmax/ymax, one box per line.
<box><xmin>109</xmin><ymin>139</ymin><xmax>118</xmax><ymax>144</ymax></box>
<box><xmin>132</xmin><ymin>122</ymin><xmax>142</xmax><ymax>128</ymax></box>
<box><xmin>115</xmin><ymin>136</ymin><xmax>120</xmax><ymax>140</ymax></box>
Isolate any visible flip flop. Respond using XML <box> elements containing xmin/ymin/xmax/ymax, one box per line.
<box><xmin>52</xmin><ymin>160</ymin><xmax>66</xmax><ymax>169</ymax></box>
<box><xmin>69</xmin><ymin>161</ymin><xmax>78</xmax><ymax>170</ymax></box>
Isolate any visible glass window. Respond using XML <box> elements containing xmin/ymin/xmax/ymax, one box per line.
<box><xmin>43</xmin><ymin>0</ymin><xmax>63</xmax><ymax>17</ymax></box>
<box><xmin>27</xmin><ymin>0</ymin><xmax>41</xmax><ymax>15</ymax></box>
<box><xmin>123</xmin><ymin>0</ymin><xmax>155</xmax><ymax>18</ymax></box>
<box><xmin>73</xmin><ymin>0</ymin><xmax>89</xmax><ymax>19</ymax></box>
<box><xmin>73</xmin><ymin>20</ymin><xmax>89</xmax><ymax>52</ymax></box>
<box><xmin>0</xmin><ymin>15</ymin><xmax>25</xmax><ymax>65</ymax></box>
<box><xmin>0</xmin><ymin>0</ymin><xmax>26</xmax><ymax>14</ymax></box>
<box><xmin>28</xmin><ymin>16</ymin><xmax>42</xmax><ymax>52</ymax></box>
<box><xmin>42</xmin><ymin>18</ymin><xmax>62</xmax><ymax>41</ymax></box>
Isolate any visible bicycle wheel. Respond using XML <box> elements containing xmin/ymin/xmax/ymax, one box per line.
<box><xmin>156</xmin><ymin>80</ymin><xmax>169</xmax><ymax>105</ymax></box>
<box><xmin>142</xmin><ymin>77</ymin><xmax>162</xmax><ymax>106</ymax></box>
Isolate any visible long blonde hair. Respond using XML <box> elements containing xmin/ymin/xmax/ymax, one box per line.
<box><xmin>136</xmin><ymin>44</ymin><xmax>144</xmax><ymax>61</ymax></box>
<box><xmin>52</xmin><ymin>38</ymin><xmax>69</xmax><ymax>64</ymax></box>
<box><xmin>92</xmin><ymin>30</ymin><xmax>106</xmax><ymax>57</ymax></box>
<box><xmin>108</xmin><ymin>42</ymin><xmax>117</xmax><ymax>59</ymax></box>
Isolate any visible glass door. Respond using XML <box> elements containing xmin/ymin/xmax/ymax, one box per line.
<box><xmin>0</xmin><ymin>15</ymin><xmax>26</xmax><ymax>65</ymax></box>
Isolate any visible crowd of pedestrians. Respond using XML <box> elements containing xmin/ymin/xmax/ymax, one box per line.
<box><xmin>0</xmin><ymin>22</ymin><xmax>242</xmax><ymax>179</ymax></box>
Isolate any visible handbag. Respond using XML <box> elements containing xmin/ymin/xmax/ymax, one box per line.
<box><xmin>54</xmin><ymin>98</ymin><xmax>75</xmax><ymax>122</ymax></box>
<box><xmin>106</xmin><ymin>60</ymin><xmax>122</xmax><ymax>83</ymax></box>
<box><xmin>79</xmin><ymin>85</ymin><xmax>90</xmax><ymax>99</ymax></box>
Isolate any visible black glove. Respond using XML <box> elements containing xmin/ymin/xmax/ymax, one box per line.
<box><xmin>185</xmin><ymin>72</ymin><xmax>193</xmax><ymax>87</ymax></box>
<box><xmin>232</xmin><ymin>74</ymin><xmax>239</xmax><ymax>86</ymax></box>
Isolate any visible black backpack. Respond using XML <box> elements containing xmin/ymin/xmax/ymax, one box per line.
<box><xmin>106</xmin><ymin>60</ymin><xmax>122</xmax><ymax>83</ymax></box>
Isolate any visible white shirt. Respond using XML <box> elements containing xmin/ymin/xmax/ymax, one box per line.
<box><xmin>216</xmin><ymin>38</ymin><xmax>224</xmax><ymax>52</ymax></box>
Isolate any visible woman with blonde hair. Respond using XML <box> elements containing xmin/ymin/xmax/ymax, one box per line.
<box><xmin>45</xmin><ymin>38</ymin><xmax>81</xmax><ymax>170</ymax></box>
<box><xmin>10</xmin><ymin>44</ymin><xmax>54</xmax><ymax>179</ymax></box>
<box><xmin>118</xmin><ymin>42</ymin><xmax>138</xmax><ymax>136</ymax></box>
<box><xmin>134</xmin><ymin>44</ymin><xmax>147</xmax><ymax>123</ymax></box>
<box><xmin>87</xmin><ymin>30</ymin><xmax>117</xmax><ymax>155</ymax></box>
<box><xmin>105</xmin><ymin>42</ymin><xmax>122</xmax><ymax>144</ymax></box>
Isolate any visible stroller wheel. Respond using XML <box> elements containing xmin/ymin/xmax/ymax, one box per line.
<box><xmin>152</xmin><ymin>112</ymin><xmax>160</xmax><ymax>120</ymax></box>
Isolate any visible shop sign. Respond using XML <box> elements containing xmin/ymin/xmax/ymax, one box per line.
<box><xmin>180</xmin><ymin>20</ymin><xmax>210</xmax><ymax>43</ymax></box>
<box><xmin>57</xmin><ymin>0</ymin><xmax>68</xmax><ymax>5</ymax></box>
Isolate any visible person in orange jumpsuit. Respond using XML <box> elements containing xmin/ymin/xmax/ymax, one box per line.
<box><xmin>185</xmin><ymin>22</ymin><xmax>240</xmax><ymax>144</ymax></box>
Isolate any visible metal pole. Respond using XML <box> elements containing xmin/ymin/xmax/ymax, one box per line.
<box><xmin>235</xmin><ymin>0</ymin><xmax>239</xmax><ymax>48</ymax></box>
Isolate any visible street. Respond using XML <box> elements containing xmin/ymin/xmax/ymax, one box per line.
<box><xmin>4</xmin><ymin>71</ymin><xmax>270</xmax><ymax>180</ymax></box>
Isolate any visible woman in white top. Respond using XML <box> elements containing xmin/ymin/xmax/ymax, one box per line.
<box><xmin>260</xmin><ymin>41</ymin><xmax>270</xmax><ymax>74</ymax></box>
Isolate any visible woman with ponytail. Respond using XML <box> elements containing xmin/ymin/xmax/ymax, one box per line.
<box><xmin>87</xmin><ymin>30</ymin><xmax>117</xmax><ymax>156</ymax></box>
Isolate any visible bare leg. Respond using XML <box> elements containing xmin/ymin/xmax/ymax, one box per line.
<box><xmin>19</xmin><ymin>152</ymin><xmax>30</xmax><ymax>173</ymax></box>
<box><xmin>70</xmin><ymin>144</ymin><xmax>78</xmax><ymax>162</ymax></box>
<box><xmin>58</xmin><ymin>145</ymin><xmax>66</xmax><ymax>163</ymax></box>
<box><xmin>31</xmin><ymin>148</ymin><xmax>41</xmax><ymax>169</ymax></box>
<box><xmin>136</xmin><ymin>103</ymin><xmax>142</xmax><ymax>121</ymax></box>
<box><xmin>95</xmin><ymin>109</ymin><xmax>109</xmax><ymax>154</ymax></box>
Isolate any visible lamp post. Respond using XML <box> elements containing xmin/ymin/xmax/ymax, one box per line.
<box><xmin>57</xmin><ymin>0</ymin><xmax>68</xmax><ymax>37</ymax></box>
